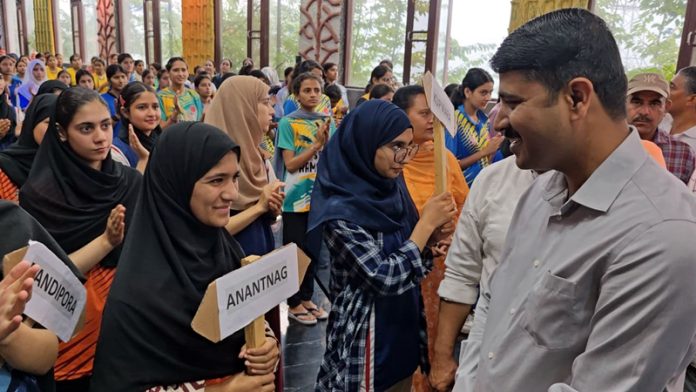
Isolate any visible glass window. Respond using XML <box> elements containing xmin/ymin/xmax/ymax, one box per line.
<box><xmin>436</xmin><ymin>0</ymin><xmax>451</xmax><ymax>84</ymax></box>
<box><xmin>407</xmin><ymin>0</ymin><xmax>429</xmax><ymax>83</ymax></box>
<box><xmin>595</xmin><ymin>0</ymin><xmax>687</xmax><ymax>79</ymax></box>
<box><xmin>348</xmin><ymin>0</ymin><xmax>408</xmax><ymax>87</ymax></box>
<box><xmin>57</xmin><ymin>0</ymin><xmax>74</xmax><ymax>57</ymax></box>
<box><xmin>160</xmin><ymin>0</ymin><xmax>182</xmax><ymax>62</ymax></box>
<box><xmin>25</xmin><ymin>0</ymin><xmax>36</xmax><ymax>53</ymax></box>
<box><xmin>221</xmin><ymin>0</ymin><xmax>247</xmax><ymax>70</ymax></box>
<box><xmin>269</xmin><ymin>0</ymin><xmax>299</xmax><ymax>71</ymax></box>
<box><xmin>447</xmin><ymin>0</ymin><xmax>509</xmax><ymax>92</ymax></box>
<box><xmin>5</xmin><ymin>0</ymin><xmax>20</xmax><ymax>53</ymax></box>
<box><xmin>123</xmin><ymin>0</ymin><xmax>146</xmax><ymax>60</ymax></box>
<box><xmin>82</xmin><ymin>0</ymin><xmax>99</xmax><ymax>61</ymax></box>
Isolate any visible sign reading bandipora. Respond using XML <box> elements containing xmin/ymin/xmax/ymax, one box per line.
<box><xmin>2</xmin><ymin>241</ymin><xmax>87</xmax><ymax>342</ymax></box>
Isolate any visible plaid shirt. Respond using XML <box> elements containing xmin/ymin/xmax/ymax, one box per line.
<box><xmin>652</xmin><ymin>129</ymin><xmax>696</xmax><ymax>184</ymax></box>
<box><xmin>316</xmin><ymin>220</ymin><xmax>433</xmax><ymax>391</ymax></box>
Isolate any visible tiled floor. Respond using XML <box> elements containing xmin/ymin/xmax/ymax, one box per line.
<box><xmin>280</xmin><ymin>258</ymin><xmax>331</xmax><ymax>392</ymax></box>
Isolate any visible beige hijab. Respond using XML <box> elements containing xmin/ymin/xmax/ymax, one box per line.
<box><xmin>205</xmin><ymin>76</ymin><xmax>269</xmax><ymax>210</ymax></box>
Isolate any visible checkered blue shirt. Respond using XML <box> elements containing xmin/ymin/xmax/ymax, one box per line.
<box><xmin>315</xmin><ymin>219</ymin><xmax>432</xmax><ymax>391</ymax></box>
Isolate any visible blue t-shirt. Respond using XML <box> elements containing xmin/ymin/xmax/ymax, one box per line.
<box><xmin>8</xmin><ymin>76</ymin><xmax>22</xmax><ymax>108</ymax></box>
<box><xmin>101</xmin><ymin>92</ymin><xmax>121</xmax><ymax>138</ymax></box>
<box><xmin>111</xmin><ymin>137</ymin><xmax>138</xmax><ymax>167</ymax></box>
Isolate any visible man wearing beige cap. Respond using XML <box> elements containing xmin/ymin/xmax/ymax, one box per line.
<box><xmin>627</xmin><ymin>72</ymin><xmax>696</xmax><ymax>184</ymax></box>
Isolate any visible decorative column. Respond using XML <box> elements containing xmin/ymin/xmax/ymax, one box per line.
<box><xmin>34</xmin><ymin>0</ymin><xmax>56</xmax><ymax>53</ymax></box>
<box><xmin>182</xmin><ymin>0</ymin><xmax>214</xmax><ymax>68</ymax></box>
<box><xmin>97</xmin><ymin>0</ymin><xmax>118</xmax><ymax>58</ymax></box>
<box><xmin>509</xmin><ymin>0</ymin><xmax>589</xmax><ymax>32</ymax></box>
<box><xmin>299</xmin><ymin>0</ymin><xmax>341</xmax><ymax>65</ymax></box>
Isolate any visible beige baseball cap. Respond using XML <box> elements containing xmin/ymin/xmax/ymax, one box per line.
<box><xmin>627</xmin><ymin>73</ymin><xmax>670</xmax><ymax>98</ymax></box>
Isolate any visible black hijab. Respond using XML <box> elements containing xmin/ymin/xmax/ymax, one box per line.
<box><xmin>0</xmin><ymin>201</ymin><xmax>84</xmax><ymax>392</ymax></box>
<box><xmin>0</xmin><ymin>201</ymin><xmax>83</xmax><ymax>280</ymax></box>
<box><xmin>36</xmin><ymin>80</ymin><xmax>68</xmax><ymax>96</ymax></box>
<box><xmin>19</xmin><ymin>95</ymin><xmax>141</xmax><ymax>268</ymax></box>
<box><xmin>0</xmin><ymin>94</ymin><xmax>56</xmax><ymax>187</ymax></box>
<box><xmin>117</xmin><ymin>120</ymin><xmax>162</xmax><ymax>153</ymax></box>
<box><xmin>91</xmin><ymin>122</ymin><xmax>246</xmax><ymax>391</ymax></box>
<box><xmin>0</xmin><ymin>91</ymin><xmax>17</xmax><ymax>147</ymax></box>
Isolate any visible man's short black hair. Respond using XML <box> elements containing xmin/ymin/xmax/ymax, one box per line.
<box><xmin>678</xmin><ymin>66</ymin><xmax>696</xmax><ymax>95</ymax></box>
<box><xmin>490</xmin><ymin>8</ymin><xmax>627</xmax><ymax>120</ymax></box>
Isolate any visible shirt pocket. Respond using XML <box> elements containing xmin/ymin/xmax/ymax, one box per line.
<box><xmin>520</xmin><ymin>271</ymin><xmax>583</xmax><ymax>350</ymax></box>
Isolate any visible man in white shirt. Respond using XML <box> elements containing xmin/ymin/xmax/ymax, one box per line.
<box><xmin>669</xmin><ymin>66</ymin><xmax>696</xmax><ymax>151</ymax></box>
<box><xmin>429</xmin><ymin>156</ymin><xmax>535</xmax><ymax>391</ymax></box>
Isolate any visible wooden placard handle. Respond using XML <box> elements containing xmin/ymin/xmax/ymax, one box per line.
<box><xmin>241</xmin><ymin>255</ymin><xmax>267</xmax><ymax>349</ymax></box>
<box><xmin>433</xmin><ymin>119</ymin><xmax>448</xmax><ymax>195</ymax></box>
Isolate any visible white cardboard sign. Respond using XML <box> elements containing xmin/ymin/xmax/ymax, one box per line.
<box><xmin>215</xmin><ymin>244</ymin><xmax>300</xmax><ymax>340</ymax></box>
<box><xmin>23</xmin><ymin>241</ymin><xmax>86</xmax><ymax>342</ymax></box>
<box><xmin>422</xmin><ymin>71</ymin><xmax>457</xmax><ymax>137</ymax></box>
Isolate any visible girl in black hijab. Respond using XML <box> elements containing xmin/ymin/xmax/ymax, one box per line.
<box><xmin>0</xmin><ymin>76</ymin><xmax>17</xmax><ymax>151</ymax></box>
<box><xmin>19</xmin><ymin>88</ymin><xmax>141</xmax><ymax>392</ymax></box>
<box><xmin>0</xmin><ymin>94</ymin><xmax>56</xmax><ymax>201</ymax></box>
<box><xmin>0</xmin><ymin>201</ymin><xmax>84</xmax><ymax>392</ymax></box>
<box><xmin>91</xmin><ymin>122</ymin><xmax>279</xmax><ymax>392</ymax></box>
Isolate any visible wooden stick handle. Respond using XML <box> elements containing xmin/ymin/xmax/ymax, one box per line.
<box><xmin>241</xmin><ymin>255</ymin><xmax>266</xmax><ymax>349</ymax></box>
<box><xmin>433</xmin><ymin>119</ymin><xmax>448</xmax><ymax>195</ymax></box>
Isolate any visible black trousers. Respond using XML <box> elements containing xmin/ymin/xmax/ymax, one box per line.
<box><xmin>283</xmin><ymin>212</ymin><xmax>317</xmax><ymax>308</ymax></box>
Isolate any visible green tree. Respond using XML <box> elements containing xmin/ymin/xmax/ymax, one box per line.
<box><xmin>58</xmin><ymin>6</ymin><xmax>73</xmax><ymax>57</ymax></box>
<box><xmin>596</xmin><ymin>0</ymin><xmax>686</xmax><ymax>79</ymax></box>
<box><xmin>349</xmin><ymin>0</ymin><xmax>409</xmax><ymax>86</ymax></box>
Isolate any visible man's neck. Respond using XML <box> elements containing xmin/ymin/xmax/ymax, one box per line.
<box><xmin>2</xmin><ymin>74</ymin><xmax>10</xmax><ymax>82</ymax></box>
<box><xmin>562</xmin><ymin>120</ymin><xmax>630</xmax><ymax>197</ymax></box>
<box><xmin>671</xmin><ymin>113</ymin><xmax>696</xmax><ymax>136</ymax></box>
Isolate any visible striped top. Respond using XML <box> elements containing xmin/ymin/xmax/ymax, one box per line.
<box><xmin>445</xmin><ymin>106</ymin><xmax>494</xmax><ymax>186</ymax></box>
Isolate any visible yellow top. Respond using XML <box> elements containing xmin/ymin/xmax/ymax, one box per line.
<box><xmin>46</xmin><ymin>66</ymin><xmax>62</xmax><ymax>80</ymax></box>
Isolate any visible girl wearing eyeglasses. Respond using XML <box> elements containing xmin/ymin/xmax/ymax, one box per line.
<box><xmin>309</xmin><ymin>100</ymin><xmax>457</xmax><ymax>391</ymax></box>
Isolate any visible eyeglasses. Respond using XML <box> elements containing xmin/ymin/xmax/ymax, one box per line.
<box><xmin>390</xmin><ymin>143</ymin><xmax>420</xmax><ymax>163</ymax></box>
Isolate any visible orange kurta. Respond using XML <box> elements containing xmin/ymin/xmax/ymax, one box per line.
<box><xmin>403</xmin><ymin>142</ymin><xmax>469</xmax><ymax>392</ymax></box>
<box><xmin>54</xmin><ymin>265</ymin><xmax>116</xmax><ymax>380</ymax></box>
<box><xmin>0</xmin><ymin>169</ymin><xmax>19</xmax><ymax>202</ymax></box>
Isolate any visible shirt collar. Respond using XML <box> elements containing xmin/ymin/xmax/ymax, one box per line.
<box><xmin>544</xmin><ymin>128</ymin><xmax>647</xmax><ymax>214</ymax></box>
<box><xmin>680</xmin><ymin>125</ymin><xmax>696</xmax><ymax>139</ymax></box>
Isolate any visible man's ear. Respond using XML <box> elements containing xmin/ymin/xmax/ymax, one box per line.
<box><xmin>566</xmin><ymin>77</ymin><xmax>593</xmax><ymax>120</ymax></box>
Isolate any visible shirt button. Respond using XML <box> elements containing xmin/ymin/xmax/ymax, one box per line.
<box><xmin>488</xmin><ymin>352</ymin><xmax>495</xmax><ymax>360</ymax></box>
<box><xmin>533</xmin><ymin>260</ymin><xmax>540</xmax><ymax>268</ymax></box>
<box><xmin>509</xmin><ymin>308</ymin><xmax>516</xmax><ymax>315</ymax></box>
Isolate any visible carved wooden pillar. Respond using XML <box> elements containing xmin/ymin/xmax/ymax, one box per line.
<box><xmin>182</xmin><ymin>0</ymin><xmax>214</xmax><ymax>68</ymax></box>
<box><xmin>299</xmin><ymin>0</ymin><xmax>340</xmax><ymax>65</ymax></box>
<box><xmin>97</xmin><ymin>0</ymin><xmax>118</xmax><ymax>58</ymax></box>
<box><xmin>34</xmin><ymin>0</ymin><xmax>56</xmax><ymax>53</ymax></box>
<box><xmin>509</xmin><ymin>0</ymin><xmax>589</xmax><ymax>32</ymax></box>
